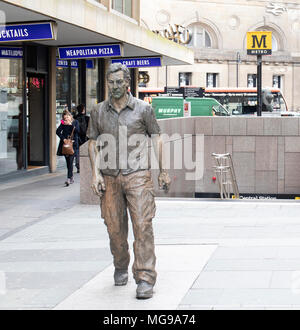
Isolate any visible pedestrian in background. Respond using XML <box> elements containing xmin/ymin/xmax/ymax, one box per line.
<box><xmin>74</xmin><ymin>104</ymin><xmax>89</xmax><ymax>173</ymax></box>
<box><xmin>56</xmin><ymin>110</ymin><xmax>79</xmax><ymax>186</ymax></box>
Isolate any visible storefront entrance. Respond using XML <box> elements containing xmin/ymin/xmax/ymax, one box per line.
<box><xmin>26</xmin><ymin>74</ymin><xmax>47</xmax><ymax>167</ymax></box>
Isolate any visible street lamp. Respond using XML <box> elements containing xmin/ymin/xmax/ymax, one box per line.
<box><xmin>236</xmin><ymin>52</ymin><xmax>241</xmax><ymax>87</ymax></box>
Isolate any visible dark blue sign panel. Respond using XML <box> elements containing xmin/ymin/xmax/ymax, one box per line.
<box><xmin>56</xmin><ymin>59</ymin><xmax>94</xmax><ymax>69</ymax></box>
<box><xmin>58</xmin><ymin>44</ymin><xmax>122</xmax><ymax>59</ymax></box>
<box><xmin>111</xmin><ymin>57</ymin><xmax>162</xmax><ymax>68</ymax></box>
<box><xmin>71</xmin><ymin>60</ymin><xmax>78</xmax><ymax>68</ymax></box>
<box><xmin>0</xmin><ymin>22</ymin><xmax>55</xmax><ymax>42</ymax></box>
<box><xmin>0</xmin><ymin>47</ymin><xmax>23</xmax><ymax>58</ymax></box>
<box><xmin>56</xmin><ymin>59</ymin><xmax>68</xmax><ymax>68</ymax></box>
<box><xmin>86</xmin><ymin>60</ymin><xmax>94</xmax><ymax>69</ymax></box>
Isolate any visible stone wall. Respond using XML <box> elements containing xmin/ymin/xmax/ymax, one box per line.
<box><xmin>80</xmin><ymin>116</ymin><xmax>300</xmax><ymax>204</ymax></box>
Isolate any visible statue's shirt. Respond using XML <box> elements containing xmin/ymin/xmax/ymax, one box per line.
<box><xmin>87</xmin><ymin>93</ymin><xmax>161</xmax><ymax>176</ymax></box>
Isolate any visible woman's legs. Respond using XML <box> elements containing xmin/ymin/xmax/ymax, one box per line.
<box><xmin>64</xmin><ymin>155</ymin><xmax>75</xmax><ymax>183</ymax></box>
<box><xmin>75</xmin><ymin>147</ymin><xmax>80</xmax><ymax>173</ymax></box>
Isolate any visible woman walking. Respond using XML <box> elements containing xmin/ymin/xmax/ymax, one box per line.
<box><xmin>56</xmin><ymin>110</ymin><xmax>79</xmax><ymax>186</ymax></box>
<box><xmin>74</xmin><ymin>104</ymin><xmax>89</xmax><ymax>173</ymax></box>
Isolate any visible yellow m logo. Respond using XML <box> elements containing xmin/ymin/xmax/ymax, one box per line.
<box><xmin>252</xmin><ymin>35</ymin><xmax>267</xmax><ymax>48</ymax></box>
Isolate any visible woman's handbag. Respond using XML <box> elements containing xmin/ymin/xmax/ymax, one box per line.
<box><xmin>62</xmin><ymin>127</ymin><xmax>75</xmax><ymax>156</ymax></box>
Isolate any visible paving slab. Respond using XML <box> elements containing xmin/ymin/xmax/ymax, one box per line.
<box><xmin>193</xmin><ymin>271</ymin><xmax>272</xmax><ymax>289</ymax></box>
<box><xmin>53</xmin><ymin>245</ymin><xmax>217</xmax><ymax>310</ymax></box>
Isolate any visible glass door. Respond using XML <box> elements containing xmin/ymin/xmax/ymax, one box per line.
<box><xmin>26</xmin><ymin>74</ymin><xmax>46</xmax><ymax>167</ymax></box>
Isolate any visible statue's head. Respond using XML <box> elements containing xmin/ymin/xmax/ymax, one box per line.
<box><xmin>107</xmin><ymin>63</ymin><xmax>131</xmax><ymax>100</ymax></box>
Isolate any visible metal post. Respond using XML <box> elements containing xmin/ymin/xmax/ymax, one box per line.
<box><xmin>257</xmin><ymin>54</ymin><xmax>262</xmax><ymax>116</ymax></box>
<box><xmin>165</xmin><ymin>65</ymin><xmax>168</xmax><ymax>89</ymax></box>
<box><xmin>236</xmin><ymin>52</ymin><xmax>240</xmax><ymax>88</ymax></box>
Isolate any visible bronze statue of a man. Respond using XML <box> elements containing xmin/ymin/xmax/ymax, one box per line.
<box><xmin>87</xmin><ymin>63</ymin><xmax>171</xmax><ymax>299</ymax></box>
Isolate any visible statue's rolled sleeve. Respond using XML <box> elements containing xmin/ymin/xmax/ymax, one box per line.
<box><xmin>143</xmin><ymin>105</ymin><xmax>161</xmax><ymax>137</ymax></box>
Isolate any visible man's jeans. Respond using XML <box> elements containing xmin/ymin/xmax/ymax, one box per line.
<box><xmin>101</xmin><ymin>170</ymin><xmax>157</xmax><ymax>285</ymax></box>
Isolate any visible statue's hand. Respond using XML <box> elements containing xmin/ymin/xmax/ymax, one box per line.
<box><xmin>158</xmin><ymin>170</ymin><xmax>171</xmax><ymax>192</ymax></box>
<box><xmin>91</xmin><ymin>174</ymin><xmax>106</xmax><ymax>197</ymax></box>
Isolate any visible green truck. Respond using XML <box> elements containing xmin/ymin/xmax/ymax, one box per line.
<box><xmin>152</xmin><ymin>96</ymin><xmax>229</xmax><ymax>119</ymax></box>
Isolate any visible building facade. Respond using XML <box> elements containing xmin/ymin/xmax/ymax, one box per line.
<box><xmin>0</xmin><ymin>0</ymin><xmax>193</xmax><ymax>178</ymax></box>
<box><xmin>141</xmin><ymin>0</ymin><xmax>300</xmax><ymax>111</ymax></box>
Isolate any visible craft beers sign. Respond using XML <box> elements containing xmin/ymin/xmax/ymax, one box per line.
<box><xmin>247</xmin><ymin>31</ymin><xmax>272</xmax><ymax>55</ymax></box>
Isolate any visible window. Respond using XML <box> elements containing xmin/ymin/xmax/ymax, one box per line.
<box><xmin>273</xmin><ymin>75</ymin><xmax>283</xmax><ymax>89</ymax></box>
<box><xmin>0</xmin><ymin>58</ymin><xmax>23</xmax><ymax>175</ymax></box>
<box><xmin>179</xmin><ymin>72</ymin><xmax>192</xmax><ymax>87</ymax></box>
<box><xmin>187</xmin><ymin>24</ymin><xmax>212</xmax><ymax>48</ymax></box>
<box><xmin>86</xmin><ymin>60</ymin><xmax>99</xmax><ymax>114</ymax></box>
<box><xmin>138</xmin><ymin>71</ymin><xmax>149</xmax><ymax>88</ymax></box>
<box><xmin>255</xmin><ymin>28</ymin><xmax>279</xmax><ymax>52</ymax></box>
<box><xmin>272</xmin><ymin>35</ymin><xmax>278</xmax><ymax>52</ymax></box>
<box><xmin>206</xmin><ymin>73</ymin><xmax>218</xmax><ymax>87</ymax></box>
<box><xmin>247</xmin><ymin>74</ymin><xmax>257</xmax><ymax>88</ymax></box>
<box><xmin>112</xmin><ymin>0</ymin><xmax>132</xmax><ymax>17</ymax></box>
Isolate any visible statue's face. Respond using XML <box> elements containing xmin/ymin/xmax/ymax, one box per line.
<box><xmin>107</xmin><ymin>70</ymin><xmax>129</xmax><ymax>100</ymax></box>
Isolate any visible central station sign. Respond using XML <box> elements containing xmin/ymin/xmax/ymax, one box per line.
<box><xmin>111</xmin><ymin>57</ymin><xmax>162</xmax><ymax>68</ymax></box>
<box><xmin>58</xmin><ymin>44</ymin><xmax>123</xmax><ymax>59</ymax></box>
<box><xmin>0</xmin><ymin>22</ymin><xmax>57</xmax><ymax>42</ymax></box>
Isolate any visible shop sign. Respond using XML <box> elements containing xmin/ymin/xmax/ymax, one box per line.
<box><xmin>56</xmin><ymin>59</ymin><xmax>94</xmax><ymax>69</ymax></box>
<box><xmin>0</xmin><ymin>22</ymin><xmax>57</xmax><ymax>42</ymax></box>
<box><xmin>247</xmin><ymin>31</ymin><xmax>272</xmax><ymax>55</ymax></box>
<box><xmin>58</xmin><ymin>44</ymin><xmax>122</xmax><ymax>59</ymax></box>
<box><xmin>0</xmin><ymin>47</ymin><xmax>23</xmax><ymax>58</ymax></box>
<box><xmin>111</xmin><ymin>57</ymin><xmax>162</xmax><ymax>68</ymax></box>
<box><xmin>56</xmin><ymin>59</ymin><xmax>78</xmax><ymax>68</ymax></box>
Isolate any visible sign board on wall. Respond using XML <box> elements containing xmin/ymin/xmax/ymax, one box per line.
<box><xmin>0</xmin><ymin>22</ymin><xmax>57</xmax><ymax>42</ymax></box>
<box><xmin>58</xmin><ymin>44</ymin><xmax>122</xmax><ymax>59</ymax></box>
<box><xmin>111</xmin><ymin>57</ymin><xmax>162</xmax><ymax>68</ymax></box>
<box><xmin>56</xmin><ymin>59</ymin><xmax>94</xmax><ymax>69</ymax></box>
<box><xmin>0</xmin><ymin>47</ymin><xmax>23</xmax><ymax>58</ymax></box>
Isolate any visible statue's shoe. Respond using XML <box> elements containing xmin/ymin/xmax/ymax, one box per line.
<box><xmin>114</xmin><ymin>269</ymin><xmax>128</xmax><ymax>286</ymax></box>
<box><xmin>136</xmin><ymin>280</ymin><xmax>153</xmax><ymax>299</ymax></box>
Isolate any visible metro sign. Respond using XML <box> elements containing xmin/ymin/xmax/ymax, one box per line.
<box><xmin>247</xmin><ymin>31</ymin><xmax>272</xmax><ymax>55</ymax></box>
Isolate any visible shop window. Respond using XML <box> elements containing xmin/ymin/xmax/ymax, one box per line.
<box><xmin>56</xmin><ymin>65</ymin><xmax>69</xmax><ymax>123</ymax></box>
<box><xmin>86</xmin><ymin>59</ymin><xmax>99</xmax><ymax>114</ymax></box>
<box><xmin>138</xmin><ymin>71</ymin><xmax>149</xmax><ymax>88</ymax></box>
<box><xmin>187</xmin><ymin>24</ymin><xmax>212</xmax><ymax>49</ymax></box>
<box><xmin>112</xmin><ymin>0</ymin><xmax>132</xmax><ymax>17</ymax></box>
<box><xmin>179</xmin><ymin>72</ymin><xmax>192</xmax><ymax>87</ymax></box>
<box><xmin>206</xmin><ymin>73</ymin><xmax>218</xmax><ymax>87</ymax></box>
<box><xmin>71</xmin><ymin>64</ymin><xmax>79</xmax><ymax>116</ymax></box>
<box><xmin>0</xmin><ymin>58</ymin><xmax>23</xmax><ymax>175</ymax></box>
<box><xmin>273</xmin><ymin>75</ymin><xmax>283</xmax><ymax>89</ymax></box>
<box><xmin>247</xmin><ymin>74</ymin><xmax>257</xmax><ymax>88</ymax></box>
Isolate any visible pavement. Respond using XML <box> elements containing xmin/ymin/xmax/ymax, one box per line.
<box><xmin>1</xmin><ymin>169</ymin><xmax>300</xmax><ymax>310</ymax></box>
